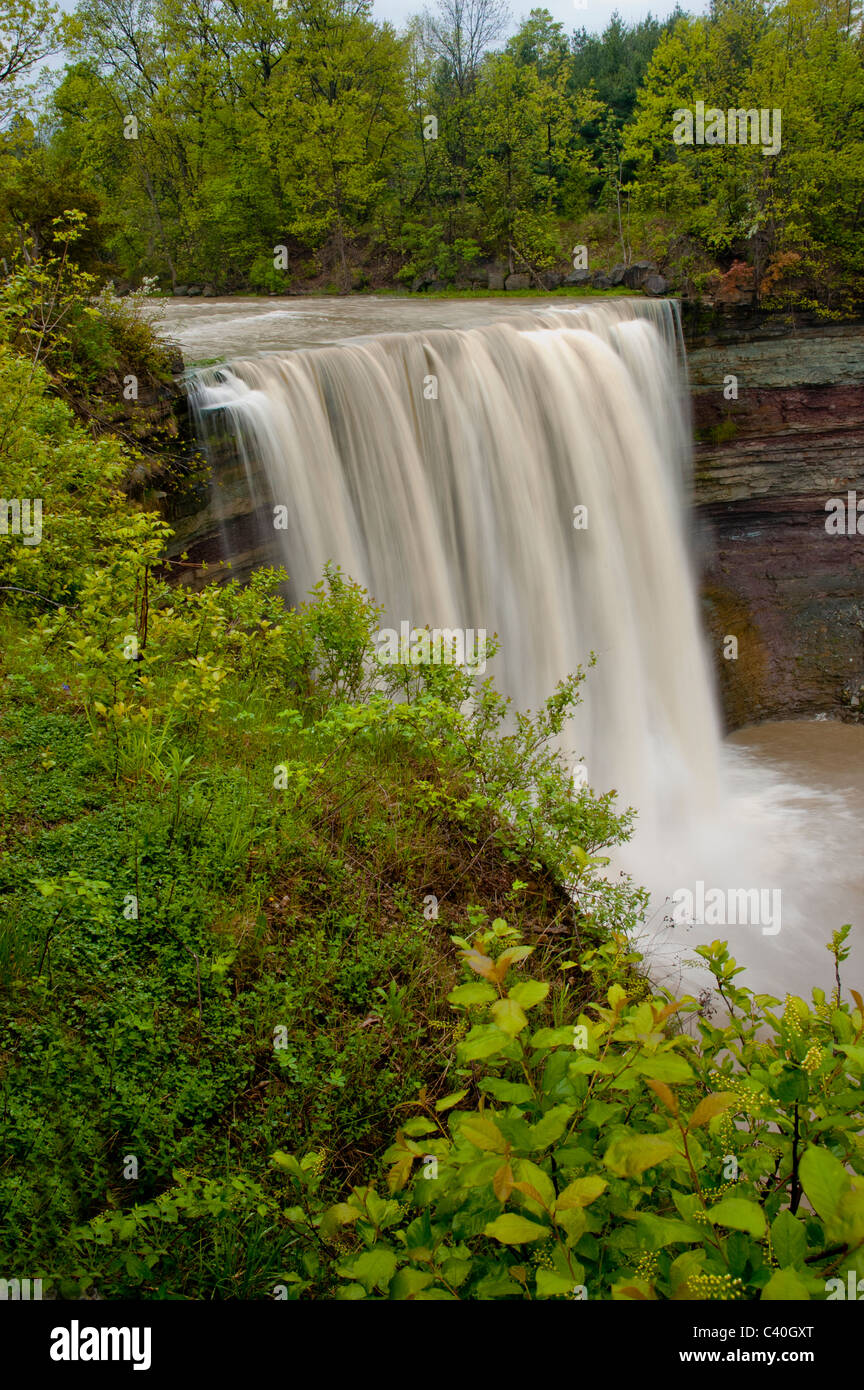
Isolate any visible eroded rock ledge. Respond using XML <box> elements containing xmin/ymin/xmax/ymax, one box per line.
<box><xmin>685</xmin><ymin>309</ymin><xmax>864</xmax><ymax>727</ymax></box>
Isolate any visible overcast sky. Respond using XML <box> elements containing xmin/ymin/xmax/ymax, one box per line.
<box><xmin>52</xmin><ymin>0</ymin><xmax>709</xmax><ymax>39</ymax></box>
<box><xmin>375</xmin><ymin>0</ymin><xmax>707</xmax><ymax>34</ymax></box>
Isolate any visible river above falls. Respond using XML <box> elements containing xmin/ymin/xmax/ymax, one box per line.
<box><xmin>154</xmin><ymin>292</ymin><xmax>633</xmax><ymax>360</ymax></box>
<box><xmin>159</xmin><ymin>294</ymin><xmax>863</xmax><ymax>1006</ymax></box>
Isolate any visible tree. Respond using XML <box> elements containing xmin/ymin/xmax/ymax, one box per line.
<box><xmin>421</xmin><ymin>0</ymin><xmax>510</xmax><ymax>97</ymax></box>
<box><xmin>0</xmin><ymin>0</ymin><xmax>59</xmax><ymax>125</ymax></box>
<box><xmin>505</xmin><ymin>7</ymin><xmax>568</xmax><ymax>80</ymax></box>
<box><xmin>624</xmin><ymin>0</ymin><xmax>864</xmax><ymax>305</ymax></box>
<box><xmin>266</xmin><ymin>0</ymin><xmax>410</xmax><ymax>290</ymax></box>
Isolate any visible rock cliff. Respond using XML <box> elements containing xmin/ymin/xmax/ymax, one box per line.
<box><xmin>685</xmin><ymin>309</ymin><xmax>864</xmax><ymax>726</ymax></box>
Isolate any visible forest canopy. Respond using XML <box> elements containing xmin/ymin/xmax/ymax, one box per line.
<box><xmin>2</xmin><ymin>0</ymin><xmax>864</xmax><ymax>302</ymax></box>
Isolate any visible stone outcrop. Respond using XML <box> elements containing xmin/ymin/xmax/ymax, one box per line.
<box><xmin>685</xmin><ymin>309</ymin><xmax>864</xmax><ymax>726</ymax></box>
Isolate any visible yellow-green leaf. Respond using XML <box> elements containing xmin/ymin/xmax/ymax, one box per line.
<box><xmin>707</xmin><ymin>1198</ymin><xmax>766</xmax><ymax>1238</ymax></box>
<box><xmin>458</xmin><ymin>1114</ymin><xmax>509</xmax><ymax>1153</ymax></box>
<box><xmin>491</xmin><ymin>996</ymin><xmax>528</xmax><ymax>1036</ymax></box>
<box><xmin>447</xmin><ymin>983</ymin><xmax>496</xmax><ymax>1006</ymax></box>
<box><xmin>483</xmin><ymin>1213</ymin><xmax>550</xmax><ymax>1244</ymax></box>
<box><xmin>604</xmin><ymin>1134</ymin><xmax>678</xmax><ymax>1178</ymax></box>
<box><xmin>646</xmin><ymin>1078</ymin><xmax>679</xmax><ymax>1116</ymax></box>
<box><xmin>508</xmin><ymin>980</ymin><xmax>550</xmax><ymax>1009</ymax></box>
<box><xmin>761</xmin><ymin>1268</ymin><xmax>810</xmax><ymax>1301</ymax></box>
<box><xmin>687</xmin><ymin>1092</ymin><xmax>738</xmax><ymax>1130</ymax></box>
<box><xmin>555</xmin><ymin>1176</ymin><xmax>608</xmax><ymax>1210</ymax></box>
<box><xmin>434</xmin><ymin>1089</ymin><xmax>468</xmax><ymax>1112</ymax></box>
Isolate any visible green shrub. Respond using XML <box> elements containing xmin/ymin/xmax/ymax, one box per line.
<box><xmin>268</xmin><ymin>924</ymin><xmax>864</xmax><ymax>1300</ymax></box>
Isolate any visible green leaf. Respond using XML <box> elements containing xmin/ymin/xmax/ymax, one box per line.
<box><xmin>439</xmin><ymin>1256</ymin><xmax>472</xmax><ymax>1288</ymax></box>
<box><xmin>513</xmin><ymin>1158</ymin><xmax>557</xmax><ymax>1212</ymax></box>
<box><xmin>389</xmin><ymin>1267</ymin><xmax>435</xmax><ymax>1299</ymax></box>
<box><xmin>458</xmin><ymin>1114</ymin><xmax>509</xmax><ymax>1153</ymax></box>
<box><xmin>483</xmin><ymin>1213</ymin><xmax>550</xmax><ymax>1244</ymax></box>
<box><xmin>771</xmin><ymin>1210</ymin><xmax>806</xmax><ymax>1268</ymax></box>
<box><xmin>773</xmin><ymin>1066</ymin><xmax>809</xmax><ymax>1105</ymax></box>
<box><xmin>434</xmin><ymin>1089</ymin><xmax>468</xmax><ymax>1112</ymax></box>
<box><xmin>531</xmin><ymin>1025</ymin><xmax>582</xmax><ymax>1050</ymax></box>
<box><xmin>336</xmin><ymin>1247</ymin><xmax>398</xmax><ymax>1292</ymax></box>
<box><xmin>321</xmin><ymin>1203</ymin><xmax>362</xmax><ymax>1238</ymax></box>
<box><xmin>526</xmin><ymin>1105</ymin><xmax>575</xmax><ymax>1150</ymax></box>
<box><xmin>631</xmin><ymin>1213</ymin><xmax>702</xmax><ymax>1250</ymax></box>
<box><xmin>479</xmin><ymin>1078</ymin><xmax>534</xmax><ymax>1104</ymax></box>
<box><xmin>603</xmin><ymin>1134</ymin><xmax>678</xmax><ymax>1178</ymax></box>
<box><xmin>457</xmin><ymin>1023</ymin><xmax>514</xmax><ymax>1062</ymax></box>
<box><xmin>761</xmin><ymin>1268</ymin><xmax>810</xmax><ymax>1300</ymax></box>
<box><xmin>447</xmin><ymin>983</ymin><xmax>496</xmax><ymax>1006</ymax></box>
<box><xmin>555</xmin><ymin>1176</ymin><xmax>608</xmax><ymax>1210</ymax></box>
<box><xmin>636</xmin><ymin>1053</ymin><xmax>694</xmax><ymax>1083</ymax></box>
<box><xmin>508</xmin><ymin>980</ymin><xmax>550</xmax><ymax>1009</ymax></box>
<box><xmin>707</xmin><ymin>1198</ymin><xmax>766</xmax><ymax>1238</ymax></box>
<box><xmin>496</xmin><ymin>946</ymin><xmax>534</xmax><ymax>970</ymax></box>
<box><xmin>474</xmin><ymin>1270</ymin><xmax>524</xmax><ymax>1298</ymax></box>
<box><xmin>491</xmin><ymin>996</ymin><xmax>529</xmax><ymax>1036</ymax></box>
<box><xmin>535</xmin><ymin>1266</ymin><xmax>577</xmax><ymax>1298</ymax></box>
<box><xmin>271</xmin><ymin>1151</ymin><xmax>304</xmax><ymax>1179</ymax></box>
<box><xmin>799</xmin><ymin>1146</ymin><xmax>850</xmax><ymax>1225</ymax></box>
<box><xmin>401</xmin><ymin>1118</ymin><xmax>439</xmax><ymax>1136</ymax></box>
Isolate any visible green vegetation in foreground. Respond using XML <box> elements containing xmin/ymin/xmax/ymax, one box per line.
<box><xmin>2</xmin><ymin>251</ymin><xmax>864</xmax><ymax>1304</ymax></box>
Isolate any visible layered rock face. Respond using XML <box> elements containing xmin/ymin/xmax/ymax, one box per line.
<box><xmin>686</xmin><ymin>311</ymin><xmax>864</xmax><ymax>727</ymax></box>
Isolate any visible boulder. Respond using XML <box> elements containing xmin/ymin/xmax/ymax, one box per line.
<box><xmin>202</xmin><ymin>284</ymin><xmax>218</xmax><ymax>297</ymax></box>
<box><xmin>622</xmin><ymin>261</ymin><xmax>656</xmax><ymax>290</ymax></box>
<box><xmin>543</xmin><ymin>271</ymin><xmax>564</xmax><ymax>290</ymax></box>
<box><xmin>644</xmin><ymin>274</ymin><xmax>669</xmax><ymax>296</ymax></box>
<box><xmin>488</xmin><ymin>271</ymin><xmax>506</xmax><ymax>290</ymax></box>
<box><xmin>609</xmin><ymin>263</ymin><xmax>627</xmax><ymax>286</ymax></box>
<box><xmin>563</xmin><ymin>269</ymin><xmax>592</xmax><ymax>286</ymax></box>
<box><xmin>505</xmin><ymin>273</ymin><xmax>531</xmax><ymax>290</ymax></box>
<box><xmin>186</xmin><ymin>285</ymin><xmax>203</xmax><ymax>297</ymax></box>
<box><xmin>411</xmin><ymin>268</ymin><xmax>439</xmax><ymax>293</ymax></box>
<box><xmin>592</xmin><ymin>273</ymin><xmax>613</xmax><ymax>290</ymax></box>
<box><xmin>172</xmin><ymin>284</ymin><xmax>189</xmax><ymax>296</ymax></box>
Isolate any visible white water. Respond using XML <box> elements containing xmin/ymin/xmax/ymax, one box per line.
<box><xmin>181</xmin><ymin>297</ymin><xmax>863</xmax><ymax>1004</ymax></box>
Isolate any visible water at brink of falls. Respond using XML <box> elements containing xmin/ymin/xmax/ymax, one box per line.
<box><xmin>170</xmin><ymin>295</ymin><xmax>864</xmax><ymax>1003</ymax></box>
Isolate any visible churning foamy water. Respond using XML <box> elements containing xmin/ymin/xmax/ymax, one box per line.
<box><xmin>178</xmin><ymin>296</ymin><xmax>862</xmax><ymax>1004</ymax></box>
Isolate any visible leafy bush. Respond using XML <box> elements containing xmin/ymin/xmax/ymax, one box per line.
<box><xmin>1</xmin><ymin>440</ymin><xmax>641</xmax><ymax>1296</ymax></box>
<box><xmin>0</xmin><ymin>214</ymin><xmax>170</xmax><ymax>388</ymax></box>
<box><xmin>268</xmin><ymin>924</ymin><xmax>864</xmax><ymax>1300</ymax></box>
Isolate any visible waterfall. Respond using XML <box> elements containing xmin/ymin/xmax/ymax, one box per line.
<box><xmin>188</xmin><ymin>299</ymin><xmax>724</xmax><ymax>928</ymax></box>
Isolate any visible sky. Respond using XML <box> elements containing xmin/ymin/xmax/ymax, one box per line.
<box><xmin>51</xmin><ymin>0</ymin><xmax>710</xmax><ymax>37</ymax></box>
<box><xmin>42</xmin><ymin>0</ymin><xmax>707</xmax><ymax>81</ymax></box>
<box><xmin>373</xmin><ymin>0</ymin><xmax>709</xmax><ymax>34</ymax></box>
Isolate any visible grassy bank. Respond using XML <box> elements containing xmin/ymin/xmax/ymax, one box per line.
<box><xmin>0</xmin><ymin>574</ymin><xmax>627</xmax><ymax>1297</ymax></box>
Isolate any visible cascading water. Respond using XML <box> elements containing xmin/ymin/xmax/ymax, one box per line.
<box><xmin>186</xmin><ymin>299</ymin><xmax>863</xmax><ymax>999</ymax></box>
